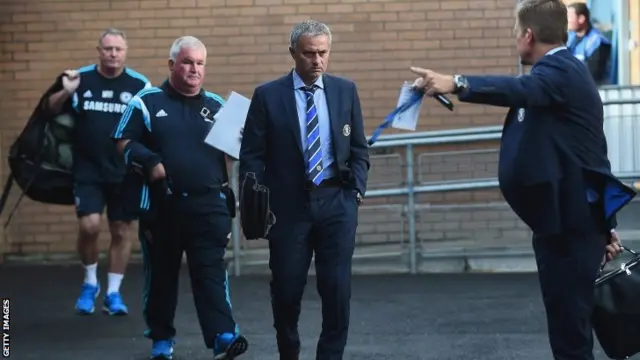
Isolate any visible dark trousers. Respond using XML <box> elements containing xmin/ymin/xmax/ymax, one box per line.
<box><xmin>532</xmin><ymin>213</ymin><xmax>607</xmax><ymax>360</ymax></box>
<box><xmin>139</xmin><ymin>190</ymin><xmax>237</xmax><ymax>349</ymax></box>
<box><xmin>269</xmin><ymin>186</ymin><xmax>358</xmax><ymax>360</ymax></box>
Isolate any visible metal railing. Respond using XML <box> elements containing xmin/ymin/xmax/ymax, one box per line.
<box><xmin>600</xmin><ymin>87</ymin><xmax>640</xmax><ymax>175</ymax></box>
<box><xmin>227</xmin><ymin>96</ymin><xmax>640</xmax><ymax>276</ymax></box>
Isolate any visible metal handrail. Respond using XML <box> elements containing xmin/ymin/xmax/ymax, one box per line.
<box><xmin>600</xmin><ymin>99</ymin><xmax>640</xmax><ymax>106</ymax></box>
<box><xmin>366</xmin><ymin>125</ymin><xmax>502</xmax><ymax>142</ymax></box>
<box><xmin>365</xmin><ymin>178</ymin><xmax>499</xmax><ymax>197</ymax></box>
<box><xmin>370</xmin><ymin>132</ymin><xmax>501</xmax><ymax>148</ymax></box>
<box><xmin>599</xmin><ymin>85</ymin><xmax>640</xmax><ymax>91</ymax></box>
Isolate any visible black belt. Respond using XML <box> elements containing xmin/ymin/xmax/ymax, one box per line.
<box><xmin>168</xmin><ymin>185</ymin><xmax>223</xmax><ymax>197</ymax></box>
<box><xmin>304</xmin><ymin>177</ymin><xmax>342</xmax><ymax>191</ymax></box>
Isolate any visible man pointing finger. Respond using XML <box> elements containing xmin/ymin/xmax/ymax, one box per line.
<box><xmin>409</xmin><ymin>67</ymin><xmax>455</xmax><ymax>96</ymax></box>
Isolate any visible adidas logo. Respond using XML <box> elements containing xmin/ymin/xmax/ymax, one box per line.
<box><xmin>156</xmin><ymin>109</ymin><xmax>167</xmax><ymax>117</ymax></box>
<box><xmin>83</xmin><ymin>90</ymin><xmax>92</xmax><ymax>98</ymax></box>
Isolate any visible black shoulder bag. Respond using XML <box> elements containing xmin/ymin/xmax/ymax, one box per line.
<box><xmin>592</xmin><ymin>246</ymin><xmax>640</xmax><ymax>359</ymax></box>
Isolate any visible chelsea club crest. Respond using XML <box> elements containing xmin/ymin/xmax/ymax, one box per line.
<box><xmin>119</xmin><ymin>91</ymin><xmax>132</xmax><ymax>104</ymax></box>
<box><xmin>342</xmin><ymin>124</ymin><xmax>351</xmax><ymax>136</ymax></box>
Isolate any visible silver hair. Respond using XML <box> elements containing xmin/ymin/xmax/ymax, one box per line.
<box><xmin>169</xmin><ymin>36</ymin><xmax>207</xmax><ymax>61</ymax></box>
<box><xmin>289</xmin><ymin>20</ymin><xmax>332</xmax><ymax>50</ymax></box>
<box><xmin>98</xmin><ymin>28</ymin><xmax>126</xmax><ymax>46</ymax></box>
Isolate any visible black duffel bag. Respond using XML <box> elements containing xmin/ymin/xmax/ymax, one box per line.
<box><xmin>593</xmin><ymin>246</ymin><xmax>640</xmax><ymax>360</ymax></box>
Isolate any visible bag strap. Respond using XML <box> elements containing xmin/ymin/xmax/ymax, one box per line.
<box><xmin>0</xmin><ymin>174</ymin><xmax>13</xmax><ymax>217</ymax></box>
<box><xmin>0</xmin><ymin>116</ymin><xmax>51</xmax><ymax>228</ymax></box>
<box><xmin>0</xmin><ymin>155</ymin><xmax>46</xmax><ymax>229</ymax></box>
<box><xmin>3</xmin><ymin>174</ymin><xmax>35</xmax><ymax>229</ymax></box>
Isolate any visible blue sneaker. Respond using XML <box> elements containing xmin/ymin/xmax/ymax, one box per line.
<box><xmin>150</xmin><ymin>339</ymin><xmax>175</xmax><ymax>360</ymax></box>
<box><xmin>213</xmin><ymin>333</ymin><xmax>248</xmax><ymax>359</ymax></box>
<box><xmin>75</xmin><ymin>283</ymin><xmax>100</xmax><ymax>315</ymax></box>
<box><xmin>102</xmin><ymin>292</ymin><xmax>129</xmax><ymax>316</ymax></box>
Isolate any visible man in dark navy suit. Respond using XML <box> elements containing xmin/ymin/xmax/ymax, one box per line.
<box><xmin>410</xmin><ymin>1</ymin><xmax>634</xmax><ymax>359</ymax></box>
<box><xmin>239</xmin><ymin>19</ymin><xmax>369</xmax><ymax>360</ymax></box>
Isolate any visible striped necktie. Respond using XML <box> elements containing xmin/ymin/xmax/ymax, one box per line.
<box><xmin>302</xmin><ymin>85</ymin><xmax>325</xmax><ymax>185</ymax></box>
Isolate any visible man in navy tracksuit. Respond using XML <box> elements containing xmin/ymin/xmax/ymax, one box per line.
<box><xmin>410</xmin><ymin>1</ymin><xmax>634</xmax><ymax>359</ymax></box>
<box><xmin>111</xmin><ymin>36</ymin><xmax>248</xmax><ymax>360</ymax></box>
<box><xmin>46</xmin><ymin>28</ymin><xmax>151</xmax><ymax>316</ymax></box>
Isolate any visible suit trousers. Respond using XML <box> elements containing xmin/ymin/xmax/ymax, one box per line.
<box><xmin>532</xmin><ymin>208</ymin><xmax>607</xmax><ymax>360</ymax></box>
<box><xmin>268</xmin><ymin>186</ymin><xmax>358</xmax><ymax>360</ymax></box>
<box><xmin>139</xmin><ymin>189</ymin><xmax>237</xmax><ymax>348</ymax></box>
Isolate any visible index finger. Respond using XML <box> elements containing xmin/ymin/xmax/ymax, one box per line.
<box><xmin>410</xmin><ymin>66</ymin><xmax>428</xmax><ymax>76</ymax></box>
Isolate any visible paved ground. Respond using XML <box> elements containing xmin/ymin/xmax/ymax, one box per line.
<box><xmin>1</xmin><ymin>264</ymin><xmax>635</xmax><ymax>360</ymax></box>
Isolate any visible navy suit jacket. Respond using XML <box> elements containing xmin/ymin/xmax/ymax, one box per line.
<box><xmin>239</xmin><ymin>71</ymin><xmax>370</xmax><ymax>219</ymax></box>
<box><xmin>458</xmin><ymin>48</ymin><xmax>635</xmax><ymax>235</ymax></box>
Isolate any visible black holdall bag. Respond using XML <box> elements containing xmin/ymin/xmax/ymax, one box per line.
<box><xmin>592</xmin><ymin>246</ymin><xmax>640</xmax><ymax>360</ymax></box>
<box><xmin>0</xmin><ymin>73</ymin><xmax>76</xmax><ymax>228</ymax></box>
<box><xmin>239</xmin><ymin>172</ymin><xmax>275</xmax><ymax>240</ymax></box>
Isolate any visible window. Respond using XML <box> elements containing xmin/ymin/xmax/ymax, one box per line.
<box><xmin>589</xmin><ymin>0</ymin><xmax>640</xmax><ymax>85</ymax></box>
<box><xmin>563</xmin><ymin>0</ymin><xmax>640</xmax><ymax>85</ymax></box>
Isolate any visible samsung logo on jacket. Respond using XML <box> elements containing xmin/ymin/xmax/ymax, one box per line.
<box><xmin>83</xmin><ymin>101</ymin><xmax>127</xmax><ymax>113</ymax></box>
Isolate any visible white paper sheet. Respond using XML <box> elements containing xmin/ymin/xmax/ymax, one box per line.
<box><xmin>391</xmin><ymin>81</ymin><xmax>424</xmax><ymax>131</ymax></box>
<box><xmin>204</xmin><ymin>91</ymin><xmax>250</xmax><ymax>159</ymax></box>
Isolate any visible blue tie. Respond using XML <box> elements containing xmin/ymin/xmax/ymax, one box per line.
<box><xmin>302</xmin><ymin>85</ymin><xmax>325</xmax><ymax>185</ymax></box>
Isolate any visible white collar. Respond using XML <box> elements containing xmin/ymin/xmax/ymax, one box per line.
<box><xmin>545</xmin><ymin>46</ymin><xmax>567</xmax><ymax>56</ymax></box>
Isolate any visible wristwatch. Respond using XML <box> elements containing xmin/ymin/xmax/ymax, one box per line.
<box><xmin>452</xmin><ymin>75</ymin><xmax>469</xmax><ymax>95</ymax></box>
<box><xmin>355</xmin><ymin>191</ymin><xmax>363</xmax><ymax>205</ymax></box>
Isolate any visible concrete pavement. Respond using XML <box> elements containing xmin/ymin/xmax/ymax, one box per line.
<box><xmin>1</xmin><ymin>263</ymin><xmax>635</xmax><ymax>360</ymax></box>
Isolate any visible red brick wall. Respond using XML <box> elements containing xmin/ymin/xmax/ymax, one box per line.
<box><xmin>0</xmin><ymin>0</ymin><xmax>522</xmax><ymax>259</ymax></box>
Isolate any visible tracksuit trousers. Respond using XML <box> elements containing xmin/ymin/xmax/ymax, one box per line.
<box><xmin>139</xmin><ymin>189</ymin><xmax>237</xmax><ymax>348</ymax></box>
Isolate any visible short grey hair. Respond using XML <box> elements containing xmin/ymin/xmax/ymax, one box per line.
<box><xmin>99</xmin><ymin>28</ymin><xmax>126</xmax><ymax>47</ymax></box>
<box><xmin>169</xmin><ymin>36</ymin><xmax>207</xmax><ymax>61</ymax></box>
<box><xmin>289</xmin><ymin>20</ymin><xmax>332</xmax><ymax>50</ymax></box>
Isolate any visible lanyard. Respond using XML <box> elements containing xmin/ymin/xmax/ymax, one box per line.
<box><xmin>368</xmin><ymin>90</ymin><xmax>424</xmax><ymax>146</ymax></box>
